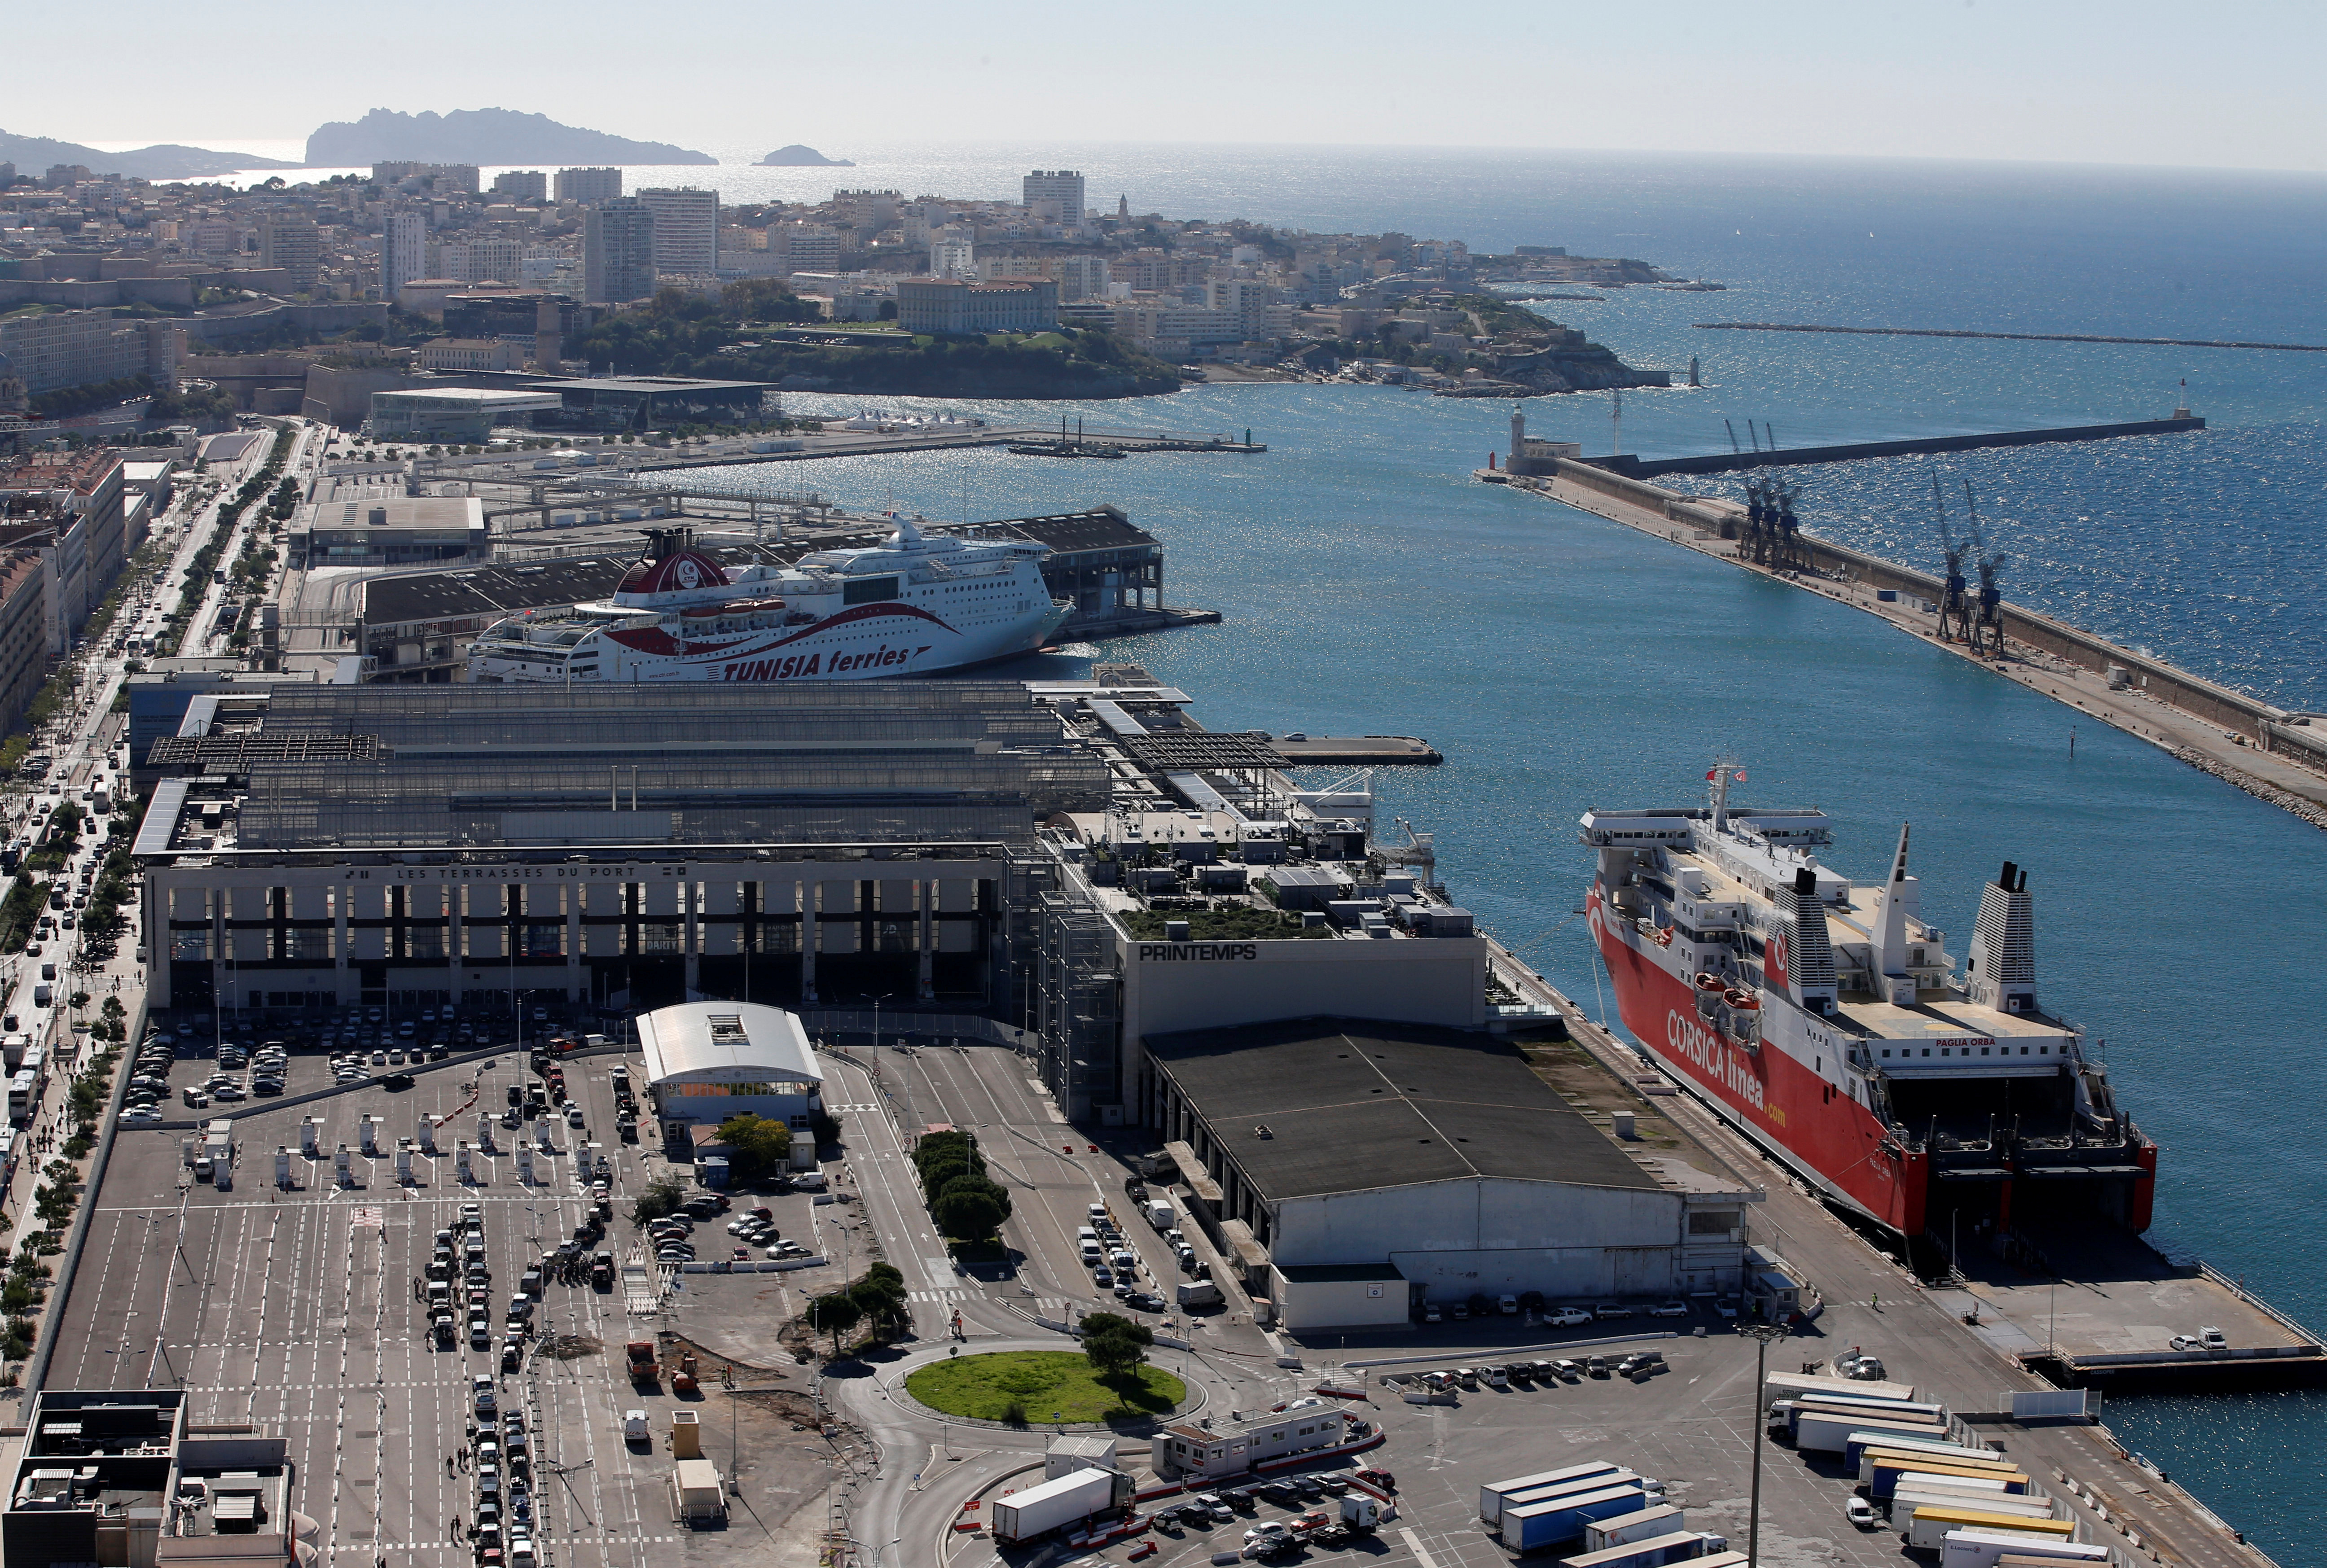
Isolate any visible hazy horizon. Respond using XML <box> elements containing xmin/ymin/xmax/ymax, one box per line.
<box><xmin>16</xmin><ymin>0</ymin><xmax>2325</xmax><ymax>175</ymax></box>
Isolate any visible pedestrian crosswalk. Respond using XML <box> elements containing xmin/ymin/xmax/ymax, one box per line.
<box><xmin>909</xmin><ymin>1288</ymin><xmax>970</xmax><ymax>1303</ymax></box>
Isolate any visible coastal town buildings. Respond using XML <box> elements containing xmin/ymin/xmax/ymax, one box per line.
<box><xmin>0</xmin><ymin>154</ymin><xmax>1640</xmax><ymax>450</ymax></box>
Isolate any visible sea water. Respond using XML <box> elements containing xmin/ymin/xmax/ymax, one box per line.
<box><xmin>647</xmin><ymin>145</ymin><xmax>2324</xmax><ymax>1553</ymax></box>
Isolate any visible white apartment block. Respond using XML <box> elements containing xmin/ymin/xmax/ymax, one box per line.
<box><xmin>382</xmin><ymin>210</ymin><xmax>427</xmax><ymax>302</ymax></box>
<box><xmin>638</xmin><ymin>188</ymin><xmax>720</xmax><ymax>277</ymax></box>
<box><xmin>554</xmin><ymin>167</ymin><xmax>623</xmax><ymax>204</ymax></box>
<box><xmin>928</xmin><ymin>235</ymin><xmax>976</xmax><ymax>280</ymax></box>
<box><xmin>773</xmin><ymin>225</ymin><xmax>841</xmax><ymax>273</ymax></box>
<box><xmin>1021</xmin><ymin>169</ymin><xmax>1086</xmax><ymax>223</ymax></box>
<box><xmin>1113</xmin><ymin>302</ymin><xmax>1245</xmax><ymax>348</ymax></box>
<box><xmin>1056</xmin><ymin>254</ymin><xmax>1111</xmax><ymax>302</ymax></box>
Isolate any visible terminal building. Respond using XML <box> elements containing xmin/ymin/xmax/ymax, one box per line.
<box><xmin>637</xmin><ymin>1000</ymin><xmax>825</xmax><ymax>1148</ymax></box>
<box><xmin>367</xmin><ymin>387</ymin><xmax>563</xmax><ymax>442</ymax></box>
<box><xmin>134</xmin><ymin>682</ymin><xmax>1106</xmax><ymax>1015</ymax></box>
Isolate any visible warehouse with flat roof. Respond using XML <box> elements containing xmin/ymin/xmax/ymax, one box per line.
<box><xmin>1145</xmin><ymin>1019</ymin><xmax>1759</xmax><ymax>1330</ymax></box>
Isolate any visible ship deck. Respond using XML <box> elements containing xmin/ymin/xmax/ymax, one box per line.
<box><xmin>1929</xmin><ymin>1220</ymin><xmax>2327</xmax><ymax>1388</ymax></box>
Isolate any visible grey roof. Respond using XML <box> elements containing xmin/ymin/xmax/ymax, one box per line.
<box><xmin>638</xmin><ymin>1002</ymin><xmax>821</xmax><ymax>1086</ymax></box>
<box><xmin>1145</xmin><ymin>1019</ymin><xmax>1658</xmax><ymax>1202</ymax></box>
<box><xmin>139</xmin><ymin>681</ymin><xmax>1106</xmax><ymax>852</ymax></box>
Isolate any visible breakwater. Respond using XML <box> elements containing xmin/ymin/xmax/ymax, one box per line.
<box><xmin>1483</xmin><ymin>456</ymin><xmax>2327</xmax><ymax>824</ymax></box>
<box><xmin>1695</xmin><ymin>321</ymin><xmax>2327</xmax><ymax>353</ymax></box>
<box><xmin>1591</xmin><ymin>416</ymin><xmax>2205</xmax><ymax>478</ymax></box>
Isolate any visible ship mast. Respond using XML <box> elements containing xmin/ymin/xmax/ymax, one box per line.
<box><xmin>1707</xmin><ymin>757</ymin><xmax>1744</xmax><ymax>833</ymax></box>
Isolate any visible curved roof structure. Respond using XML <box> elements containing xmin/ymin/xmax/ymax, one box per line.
<box><xmin>637</xmin><ymin>1002</ymin><xmax>821</xmax><ymax>1086</ymax></box>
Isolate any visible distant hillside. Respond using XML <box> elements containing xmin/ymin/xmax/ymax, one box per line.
<box><xmin>0</xmin><ymin>129</ymin><xmax>295</xmax><ymax>181</ymax></box>
<box><xmin>306</xmin><ymin>108</ymin><xmax>714</xmax><ymax>167</ymax></box>
<box><xmin>759</xmin><ymin>145</ymin><xmax>853</xmax><ymax>167</ymax></box>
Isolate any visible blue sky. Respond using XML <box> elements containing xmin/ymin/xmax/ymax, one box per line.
<box><xmin>21</xmin><ymin>0</ymin><xmax>2327</xmax><ymax>173</ymax></box>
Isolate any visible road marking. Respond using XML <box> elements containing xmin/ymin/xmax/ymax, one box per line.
<box><xmin>1400</xmin><ymin>1526</ymin><xmax>1445</xmax><ymax>1568</ymax></box>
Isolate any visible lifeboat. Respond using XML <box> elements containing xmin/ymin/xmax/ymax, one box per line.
<box><xmin>681</xmin><ymin>597</ymin><xmax>785</xmax><ymax>618</ymax></box>
<box><xmin>1725</xmin><ymin>987</ymin><xmax>1763</xmax><ymax>1047</ymax></box>
<box><xmin>1694</xmin><ymin>971</ymin><xmax>1725</xmax><ymax>1021</ymax></box>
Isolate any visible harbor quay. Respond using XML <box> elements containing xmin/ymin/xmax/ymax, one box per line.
<box><xmin>1477</xmin><ymin>434</ymin><xmax>2327</xmax><ymax>833</ymax></box>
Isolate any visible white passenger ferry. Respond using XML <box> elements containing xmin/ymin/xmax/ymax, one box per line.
<box><xmin>465</xmin><ymin>521</ymin><xmax>1070</xmax><ymax>684</ymax></box>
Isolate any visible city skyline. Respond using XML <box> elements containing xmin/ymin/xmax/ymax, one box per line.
<box><xmin>19</xmin><ymin>0</ymin><xmax>2327</xmax><ymax>176</ymax></box>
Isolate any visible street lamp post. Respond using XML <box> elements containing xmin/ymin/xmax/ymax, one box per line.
<box><xmin>1740</xmin><ymin>1321</ymin><xmax>1790</xmax><ymax>1568</ymax></box>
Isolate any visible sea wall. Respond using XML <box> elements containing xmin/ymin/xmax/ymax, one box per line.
<box><xmin>1543</xmin><ymin>456</ymin><xmax>2327</xmax><ymax>773</ymax></box>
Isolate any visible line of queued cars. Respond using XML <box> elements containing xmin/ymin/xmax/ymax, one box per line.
<box><xmin>469</xmin><ymin>1364</ymin><xmax>538</xmax><ymax>1568</ymax></box>
<box><xmin>1418</xmin><ymin>1292</ymin><xmax>1696</xmax><ymax>1325</ymax></box>
<box><xmin>1415</xmin><ymin>1349</ymin><xmax>1669</xmax><ymax>1393</ymax></box>
<box><xmin>1080</xmin><ymin>1202</ymin><xmax>1170</xmax><ymax>1314</ymax></box>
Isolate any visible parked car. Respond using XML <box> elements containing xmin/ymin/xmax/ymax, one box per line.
<box><xmin>1647</xmin><ymin>1300</ymin><xmax>1690</xmax><ymax>1318</ymax></box>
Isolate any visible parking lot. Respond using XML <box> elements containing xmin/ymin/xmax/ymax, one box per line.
<box><xmin>1096</xmin><ymin>1324</ymin><xmax>1911</xmax><ymax>1568</ymax></box>
<box><xmin>51</xmin><ymin>1024</ymin><xmax>837</xmax><ymax>1568</ymax></box>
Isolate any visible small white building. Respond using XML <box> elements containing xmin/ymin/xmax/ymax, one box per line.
<box><xmin>1150</xmin><ymin>1397</ymin><xmax>1345</xmax><ymax>1480</ymax></box>
<box><xmin>638</xmin><ymin>1002</ymin><xmax>825</xmax><ymax>1149</ymax></box>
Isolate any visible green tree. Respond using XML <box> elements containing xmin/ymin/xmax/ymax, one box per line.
<box><xmin>936</xmin><ymin>1171</ymin><xmax>1011</xmax><ymax>1223</ymax></box>
<box><xmin>1079</xmin><ymin>1311</ymin><xmax>1153</xmax><ymax>1380</ymax></box>
<box><xmin>805</xmin><ymin>1291</ymin><xmax>861</xmax><ymax>1356</ymax></box>
<box><xmin>849</xmin><ymin>1271</ymin><xmax>908</xmax><ymax>1333</ymax></box>
<box><xmin>931</xmin><ymin>1184</ymin><xmax>1006</xmax><ymax>1241</ymax></box>
<box><xmin>713</xmin><ymin>1112</ymin><xmax>793</xmax><ymax>1178</ymax></box>
<box><xmin>629</xmin><ymin>1174</ymin><xmax>687</xmax><ymax>1226</ymax></box>
<box><xmin>916</xmin><ymin>1154</ymin><xmax>976</xmax><ymax>1200</ymax></box>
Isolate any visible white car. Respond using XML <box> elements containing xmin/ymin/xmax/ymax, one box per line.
<box><xmin>1846</xmin><ymin>1496</ymin><xmax>1877</xmax><ymax>1529</ymax></box>
<box><xmin>1545</xmin><ymin>1308</ymin><xmax>1593</xmax><ymax>1327</ymax></box>
<box><xmin>1646</xmin><ymin>1301</ymin><xmax>1690</xmax><ymax>1318</ymax></box>
<box><xmin>119</xmin><ymin>1106</ymin><xmax>164</xmax><ymax>1125</ymax></box>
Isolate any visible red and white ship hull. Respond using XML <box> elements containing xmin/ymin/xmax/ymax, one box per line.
<box><xmin>1590</xmin><ymin>884</ymin><xmax>1925</xmax><ymax>1233</ymax></box>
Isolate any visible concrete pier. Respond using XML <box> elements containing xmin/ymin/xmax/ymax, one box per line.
<box><xmin>1591</xmin><ymin>415</ymin><xmax>2204</xmax><ymax>479</ymax></box>
<box><xmin>1478</xmin><ymin>458</ymin><xmax>2327</xmax><ymax>832</ymax></box>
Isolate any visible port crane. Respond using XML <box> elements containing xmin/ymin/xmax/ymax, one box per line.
<box><xmin>1932</xmin><ymin>471</ymin><xmax>1974</xmax><ymax>644</ymax></box>
<box><xmin>1962</xmin><ymin>481</ymin><xmax>2008</xmax><ymax>656</ymax></box>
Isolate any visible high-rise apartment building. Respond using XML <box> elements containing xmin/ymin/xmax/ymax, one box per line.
<box><xmin>1022</xmin><ymin>169</ymin><xmax>1086</xmax><ymax>222</ymax></box>
<box><xmin>929</xmin><ymin>234</ymin><xmax>975</xmax><ymax>280</ymax></box>
<box><xmin>1056</xmin><ymin>254</ymin><xmax>1112</xmax><ymax>302</ymax></box>
<box><xmin>771</xmin><ymin>225</ymin><xmax>841</xmax><ymax>274</ymax></box>
<box><xmin>637</xmin><ymin>188</ymin><xmax>719</xmax><ymax>279</ymax></box>
<box><xmin>382</xmin><ymin>210</ymin><xmax>427</xmax><ymax>303</ymax></box>
<box><xmin>491</xmin><ymin>170</ymin><xmax>549</xmax><ymax>201</ymax></box>
<box><xmin>583</xmin><ymin>198</ymin><xmax>656</xmax><ymax>304</ymax></box>
<box><xmin>257</xmin><ymin>215</ymin><xmax>321</xmax><ymax>292</ymax></box>
<box><xmin>555</xmin><ymin>167</ymin><xmax>623</xmax><ymax>204</ymax></box>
